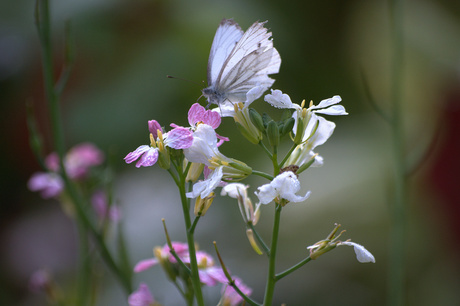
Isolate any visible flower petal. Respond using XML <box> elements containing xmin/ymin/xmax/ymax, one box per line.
<box><xmin>186</xmin><ymin>167</ymin><xmax>223</xmax><ymax>199</ymax></box>
<box><xmin>133</xmin><ymin>258</ymin><xmax>158</xmax><ymax>273</ymax></box>
<box><xmin>165</xmin><ymin>127</ymin><xmax>194</xmax><ymax>149</ymax></box>
<box><xmin>124</xmin><ymin>145</ymin><xmax>150</xmax><ymax>164</ymax></box>
<box><xmin>339</xmin><ymin>241</ymin><xmax>375</xmax><ymax>263</ymax></box>
<box><xmin>148</xmin><ymin>120</ymin><xmax>163</xmax><ymax>138</ymax></box>
<box><xmin>264</xmin><ymin>89</ymin><xmax>299</xmax><ymax>110</ymax></box>
<box><xmin>135</xmin><ymin>147</ymin><xmax>159</xmax><ymax>168</ymax></box>
<box><xmin>128</xmin><ymin>283</ymin><xmax>155</xmax><ymax>306</ymax></box>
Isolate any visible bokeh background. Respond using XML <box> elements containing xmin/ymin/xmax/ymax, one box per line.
<box><xmin>1</xmin><ymin>0</ymin><xmax>460</xmax><ymax>305</ymax></box>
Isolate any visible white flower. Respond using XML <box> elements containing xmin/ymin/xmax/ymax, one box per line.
<box><xmin>255</xmin><ymin>171</ymin><xmax>311</xmax><ymax>205</ymax></box>
<box><xmin>183</xmin><ymin>124</ymin><xmax>220</xmax><ymax>166</ymax></box>
<box><xmin>186</xmin><ymin>167</ymin><xmax>223</xmax><ymax>199</ymax></box>
<box><xmin>265</xmin><ymin>89</ymin><xmax>347</xmax><ymax>168</ymax></box>
<box><xmin>337</xmin><ymin>241</ymin><xmax>376</xmax><ymax>263</ymax></box>
<box><xmin>184</xmin><ymin>124</ymin><xmax>251</xmax><ymax>181</ymax></box>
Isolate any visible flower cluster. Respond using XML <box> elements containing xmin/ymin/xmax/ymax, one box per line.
<box><xmin>131</xmin><ymin>242</ymin><xmax>251</xmax><ymax>306</ymax></box>
<box><xmin>122</xmin><ymin>19</ymin><xmax>375</xmax><ymax>306</ymax></box>
<box><xmin>28</xmin><ymin>143</ymin><xmax>120</xmax><ymax>222</ymax></box>
<box><xmin>28</xmin><ymin>143</ymin><xmax>104</xmax><ymax>198</ymax></box>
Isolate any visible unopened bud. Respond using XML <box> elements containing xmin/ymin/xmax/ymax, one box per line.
<box><xmin>235</xmin><ymin>122</ymin><xmax>260</xmax><ymax>144</ymax></box>
<box><xmin>246</xmin><ymin>229</ymin><xmax>263</xmax><ymax>255</ymax></box>
<box><xmin>267</xmin><ymin>120</ymin><xmax>279</xmax><ymax>147</ymax></box>
<box><xmin>293</xmin><ymin>119</ymin><xmax>304</xmax><ymax>145</ymax></box>
<box><xmin>194</xmin><ymin>193</ymin><xmax>214</xmax><ymax>216</ymax></box>
<box><xmin>249</xmin><ymin>108</ymin><xmax>265</xmax><ymax>133</ymax></box>
<box><xmin>282</xmin><ymin>117</ymin><xmax>295</xmax><ymax>137</ymax></box>
<box><xmin>185</xmin><ymin>161</ymin><xmax>204</xmax><ymax>182</ymax></box>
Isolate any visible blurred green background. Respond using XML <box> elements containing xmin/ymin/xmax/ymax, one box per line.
<box><xmin>1</xmin><ymin>0</ymin><xmax>460</xmax><ymax>305</ymax></box>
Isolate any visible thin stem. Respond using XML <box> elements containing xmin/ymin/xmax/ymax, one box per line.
<box><xmin>275</xmin><ymin>256</ymin><xmax>312</xmax><ymax>281</ymax></box>
<box><xmin>279</xmin><ymin>143</ymin><xmax>297</xmax><ymax>168</ymax></box>
<box><xmin>75</xmin><ymin>218</ymin><xmax>91</xmax><ymax>306</ymax></box>
<box><xmin>388</xmin><ymin>0</ymin><xmax>407</xmax><ymax>305</ymax></box>
<box><xmin>35</xmin><ymin>0</ymin><xmax>65</xmax><ymax>158</ymax></box>
<box><xmin>189</xmin><ymin>216</ymin><xmax>200</xmax><ymax>235</ymax></box>
<box><xmin>251</xmin><ymin>170</ymin><xmax>274</xmax><ymax>181</ymax></box>
<box><xmin>258</xmin><ymin>141</ymin><xmax>272</xmax><ymax>159</ymax></box>
<box><xmin>248</xmin><ymin>223</ymin><xmax>270</xmax><ymax>256</ymax></box>
<box><xmin>263</xmin><ymin>203</ymin><xmax>282</xmax><ymax>305</ymax></box>
<box><xmin>35</xmin><ymin>0</ymin><xmax>132</xmax><ymax>294</ymax></box>
<box><xmin>272</xmin><ymin>146</ymin><xmax>280</xmax><ymax>175</ymax></box>
<box><xmin>175</xmin><ymin>164</ymin><xmax>204</xmax><ymax>306</ymax></box>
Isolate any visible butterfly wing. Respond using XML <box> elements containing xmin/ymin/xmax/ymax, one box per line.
<box><xmin>215</xmin><ymin>21</ymin><xmax>281</xmax><ymax>103</ymax></box>
<box><xmin>207</xmin><ymin>19</ymin><xmax>244</xmax><ymax>87</ymax></box>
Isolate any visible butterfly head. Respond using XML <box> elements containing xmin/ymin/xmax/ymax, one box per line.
<box><xmin>202</xmin><ymin>86</ymin><xmax>227</xmax><ymax>107</ymax></box>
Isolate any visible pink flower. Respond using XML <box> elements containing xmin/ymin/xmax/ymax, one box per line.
<box><xmin>188</xmin><ymin>103</ymin><xmax>221</xmax><ymax>129</ymax></box>
<box><xmin>128</xmin><ymin>283</ymin><xmax>155</xmax><ymax>306</ymax></box>
<box><xmin>124</xmin><ymin>145</ymin><xmax>159</xmax><ymax>168</ymax></box>
<box><xmin>221</xmin><ymin>277</ymin><xmax>252</xmax><ymax>306</ymax></box>
<box><xmin>199</xmin><ymin>266</ymin><xmax>227</xmax><ymax>286</ymax></box>
<box><xmin>133</xmin><ymin>242</ymin><xmax>189</xmax><ymax>273</ymax></box>
<box><xmin>148</xmin><ymin>120</ymin><xmax>163</xmax><ymax>138</ymax></box>
<box><xmin>27</xmin><ymin>172</ymin><xmax>64</xmax><ymax>198</ymax></box>
<box><xmin>90</xmin><ymin>190</ymin><xmax>121</xmax><ymax>222</ymax></box>
<box><xmin>133</xmin><ymin>258</ymin><xmax>158</xmax><ymax>273</ymax></box>
<box><xmin>65</xmin><ymin>143</ymin><xmax>104</xmax><ymax>179</ymax></box>
<box><xmin>43</xmin><ymin>143</ymin><xmax>104</xmax><ymax>179</ymax></box>
<box><xmin>125</xmin><ymin>120</ymin><xmax>194</xmax><ymax>168</ymax></box>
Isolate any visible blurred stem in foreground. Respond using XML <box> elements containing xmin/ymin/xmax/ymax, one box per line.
<box><xmin>34</xmin><ymin>0</ymin><xmax>132</xmax><ymax>295</ymax></box>
<box><xmin>388</xmin><ymin>0</ymin><xmax>407</xmax><ymax>305</ymax></box>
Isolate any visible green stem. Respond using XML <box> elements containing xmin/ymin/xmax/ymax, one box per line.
<box><xmin>275</xmin><ymin>256</ymin><xmax>311</xmax><ymax>281</ymax></box>
<box><xmin>263</xmin><ymin>203</ymin><xmax>282</xmax><ymax>305</ymax></box>
<box><xmin>388</xmin><ymin>0</ymin><xmax>407</xmax><ymax>305</ymax></box>
<box><xmin>248</xmin><ymin>223</ymin><xmax>270</xmax><ymax>256</ymax></box>
<box><xmin>251</xmin><ymin>170</ymin><xmax>274</xmax><ymax>181</ymax></box>
<box><xmin>75</xmin><ymin>218</ymin><xmax>91</xmax><ymax>306</ymax></box>
<box><xmin>189</xmin><ymin>216</ymin><xmax>200</xmax><ymax>235</ymax></box>
<box><xmin>279</xmin><ymin>143</ymin><xmax>297</xmax><ymax>168</ymax></box>
<box><xmin>176</xmin><ymin>167</ymin><xmax>204</xmax><ymax>306</ymax></box>
<box><xmin>35</xmin><ymin>0</ymin><xmax>132</xmax><ymax>294</ymax></box>
<box><xmin>258</xmin><ymin>141</ymin><xmax>273</xmax><ymax>159</ymax></box>
<box><xmin>272</xmin><ymin>146</ymin><xmax>279</xmax><ymax>175</ymax></box>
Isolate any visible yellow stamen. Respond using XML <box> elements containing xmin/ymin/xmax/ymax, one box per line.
<box><xmin>302</xmin><ymin>108</ymin><xmax>307</xmax><ymax>118</ymax></box>
<box><xmin>157</xmin><ymin>129</ymin><xmax>164</xmax><ymax>142</ymax></box>
<box><xmin>301</xmin><ymin>99</ymin><xmax>306</xmax><ymax>108</ymax></box>
<box><xmin>149</xmin><ymin>133</ymin><xmax>156</xmax><ymax>147</ymax></box>
<box><xmin>309</xmin><ymin>100</ymin><xmax>314</xmax><ymax>108</ymax></box>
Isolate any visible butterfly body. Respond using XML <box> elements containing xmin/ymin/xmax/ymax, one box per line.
<box><xmin>203</xmin><ymin>19</ymin><xmax>281</xmax><ymax>107</ymax></box>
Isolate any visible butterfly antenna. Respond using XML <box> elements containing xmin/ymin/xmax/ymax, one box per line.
<box><xmin>166</xmin><ymin>75</ymin><xmax>202</xmax><ymax>87</ymax></box>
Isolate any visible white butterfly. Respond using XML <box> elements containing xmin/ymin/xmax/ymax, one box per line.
<box><xmin>202</xmin><ymin>19</ymin><xmax>281</xmax><ymax>107</ymax></box>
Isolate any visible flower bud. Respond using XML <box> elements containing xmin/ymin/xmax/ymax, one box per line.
<box><xmin>235</xmin><ymin>122</ymin><xmax>260</xmax><ymax>144</ymax></box>
<box><xmin>248</xmin><ymin>108</ymin><xmax>265</xmax><ymax>133</ymax></box>
<box><xmin>194</xmin><ymin>193</ymin><xmax>214</xmax><ymax>216</ymax></box>
<box><xmin>185</xmin><ymin>161</ymin><xmax>204</xmax><ymax>182</ymax></box>
<box><xmin>246</xmin><ymin>229</ymin><xmax>263</xmax><ymax>255</ymax></box>
<box><xmin>293</xmin><ymin>118</ymin><xmax>304</xmax><ymax>145</ymax></box>
<box><xmin>267</xmin><ymin>120</ymin><xmax>279</xmax><ymax>147</ymax></box>
<box><xmin>233</xmin><ymin>106</ymin><xmax>263</xmax><ymax>144</ymax></box>
<box><xmin>282</xmin><ymin>117</ymin><xmax>295</xmax><ymax>137</ymax></box>
<box><xmin>157</xmin><ymin>148</ymin><xmax>170</xmax><ymax>169</ymax></box>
